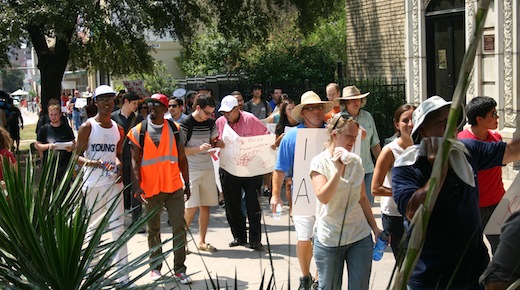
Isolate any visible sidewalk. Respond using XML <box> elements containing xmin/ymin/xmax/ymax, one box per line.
<box><xmin>125</xmin><ymin>197</ymin><xmax>395</xmax><ymax>289</ymax></box>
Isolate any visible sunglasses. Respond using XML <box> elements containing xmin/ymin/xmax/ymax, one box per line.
<box><xmin>332</xmin><ymin>113</ymin><xmax>355</xmax><ymax>130</ymax></box>
<box><xmin>140</xmin><ymin>106</ymin><xmax>148</xmax><ymax>110</ymax></box>
<box><xmin>147</xmin><ymin>101</ymin><xmax>164</xmax><ymax>107</ymax></box>
<box><xmin>169</xmin><ymin>104</ymin><xmax>179</xmax><ymax>108</ymax></box>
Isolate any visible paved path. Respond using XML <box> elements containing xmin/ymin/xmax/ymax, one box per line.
<box><xmin>125</xmin><ymin>197</ymin><xmax>396</xmax><ymax>289</ymax></box>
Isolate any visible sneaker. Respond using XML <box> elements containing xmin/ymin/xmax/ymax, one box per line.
<box><xmin>311</xmin><ymin>280</ymin><xmax>319</xmax><ymax>290</ymax></box>
<box><xmin>229</xmin><ymin>238</ymin><xmax>246</xmax><ymax>247</ymax></box>
<box><xmin>150</xmin><ymin>270</ymin><xmax>162</xmax><ymax>281</ymax></box>
<box><xmin>298</xmin><ymin>275</ymin><xmax>312</xmax><ymax>290</ymax></box>
<box><xmin>174</xmin><ymin>272</ymin><xmax>192</xmax><ymax>284</ymax></box>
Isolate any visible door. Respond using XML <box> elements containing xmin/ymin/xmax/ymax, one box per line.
<box><xmin>426</xmin><ymin>4</ymin><xmax>465</xmax><ymax>100</ymax></box>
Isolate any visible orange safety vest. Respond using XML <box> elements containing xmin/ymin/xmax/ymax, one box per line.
<box><xmin>127</xmin><ymin>121</ymin><xmax>183</xmax><ymax>198</ymax></box>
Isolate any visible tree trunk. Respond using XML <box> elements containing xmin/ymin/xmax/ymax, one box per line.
<box><xmin>28</xmin><ymin>24</ymin><xmax>72</xmax><ymax>123</ymax></box>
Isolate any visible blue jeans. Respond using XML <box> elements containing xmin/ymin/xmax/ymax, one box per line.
<box><xmin>314</xmin><ymin>235</ymin><xmax>373</xmax><ymax>290</ymax></box>
<box><xmin>364</xmin><ymin>172</ymin><xmax>374</xmax><ymax>206</ymax></box>
<box><xmin>72</xmin><ymin>110</ymin><xmax>82</xmax><ymax>131</ymax></box>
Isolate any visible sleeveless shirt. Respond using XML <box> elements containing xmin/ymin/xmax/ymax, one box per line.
<box><xmin>83</xmin><ymin>118</ymin><xmax>120</xmax><ymax>187</ymax></box>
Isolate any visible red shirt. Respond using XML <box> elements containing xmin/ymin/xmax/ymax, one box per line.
<box><xmin>0</xmin><ymin>149</ymin><xmax>16</xmax><ymax>180</ymax></box>
<box><xmin>458</xmin><ymin>129</ymin><xmax>505</xmax><ymax>207</ymax></box>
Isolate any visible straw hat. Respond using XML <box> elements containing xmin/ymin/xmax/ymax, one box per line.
<box><xmin>335</xmin><ymin>85</ymin><xmax>370</xmax><ymax>103</ymax></box>
<box><xmin>292</xmin><ymin>91</ymin><xmax>334</xmax><ymax>123</ymax></box>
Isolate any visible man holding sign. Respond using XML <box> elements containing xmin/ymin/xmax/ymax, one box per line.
<box><xmin>216</xmin><ymin>95</ymin><xmax>270</xmax><ymax>251</ymax></box>
<box><xmin>270</xmin><ymin>91</ymin><xmax>333</xmax><ymax>290</ymax></box>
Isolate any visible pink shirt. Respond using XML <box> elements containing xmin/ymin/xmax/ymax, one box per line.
<box><xmin>216</xmin><ymin>111</ymin><xmax>269</xmax><ymax>137</ymax></box>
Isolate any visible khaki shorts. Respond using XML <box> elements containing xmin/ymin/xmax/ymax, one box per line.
<box><xmin>185</xmin><ymin>168</ymin><xmax>218</xmax><ymax>208</ymax></box>
<box><xmin>292</xmin><ymin>215</ymin><xmax>316</xmax><ymax>241</ymax></box>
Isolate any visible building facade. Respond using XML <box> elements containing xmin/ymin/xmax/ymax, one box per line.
<box><xmin>346</xmin><ymin>0</ymin><xmax>520</xmax><ymax>173</ymax></box>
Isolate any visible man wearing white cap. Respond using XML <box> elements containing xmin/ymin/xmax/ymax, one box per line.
<box><xmin>270</xmin><ymin>91</ymin><xmax>334</xmax><ymax>289</ymax></box>
<box><xmin>75</xmin><ymin>85</ymin><xmax>130</xmax><ymax>285</ymax></box>
<box><xmin>215</xmin><ymin>95</ymin><xmax>270</xmax><ymax>251</ymax></box>
<box><xmin>392</xmin><ymin>95</ymin><xmax>520</xmax><ymax>289</ymax></box>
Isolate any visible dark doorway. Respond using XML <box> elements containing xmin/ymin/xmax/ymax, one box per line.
<box><xmin>425</xmin><ymin>1</ymin><xmax>465</xmax><ymax>100</ymax></box>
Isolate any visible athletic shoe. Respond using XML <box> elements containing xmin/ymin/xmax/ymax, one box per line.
<box><xmin>150</xmin><ymin>270</ymin><xmax>162</xmax><ymax>281</ymax></box>
<box><xmin>174</xmin><ymin>272</ymin><xmax>192</xmax><ymax>284</ymax></box>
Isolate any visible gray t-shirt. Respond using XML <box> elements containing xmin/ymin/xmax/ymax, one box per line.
<box><xmin>179</xmin><ymin>115</ymin><xmax>218</xmax><ymax>171</ymax></box>
<box><xmin>147</xmin><ymin>119</ymin><xmax>185</xmax><ymax>147</ymax></box>
<box><xmin>245</xmin><ymin>99</ymin><xmax>272</xmax><ymax>119</ymax></box>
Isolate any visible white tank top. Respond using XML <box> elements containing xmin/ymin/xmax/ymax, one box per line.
<box><xmin>82</xmin><ymin>118</ymin><xmax>120</xmax><ymax>187</ymax></box>
<box><xmin>380</xmin><ymin>139</ymin><xmax>404</xmax><ymax>217</ymax></box>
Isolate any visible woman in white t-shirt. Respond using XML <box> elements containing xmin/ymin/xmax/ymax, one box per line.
<box><xmin>310</xmin><ymin>114</ymin><xmax>381</xmax><ymax>290</ymax></box>
<box><xmin>371</xmin><ymin>104</ymin><xmax>415</xmax><ymax>260</ymax></box>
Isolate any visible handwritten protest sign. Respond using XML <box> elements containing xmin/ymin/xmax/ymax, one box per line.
<box><xmin>292</xmin><ymin>128</ymin><xmax>328</xmax><ymax>215</ymax></box>
<box><xmin>123</xmin><ymin>80</ymin><xmax>150</xmax><ymax>99</ymax></box>
<box><xmin>74</xmin><ymin>98</ymin><xmax>87</xmax><ymax>109</ymax></box>
<box><xmin>219</xmin><ymin>124</ymin><xmax>276</xmax><ymax>177</ymax></box>
<box><xmin>484</xmin><ymin>173</ymin><xmax>520</xmax><ymax>235</ymax></box>
<box><xmin>208</xmin><ymin>148</ymin><xmax>223</xmax><ymax>193</ymax></box>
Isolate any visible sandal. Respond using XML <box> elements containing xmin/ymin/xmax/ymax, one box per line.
<box><xmin>198</xmin><ymin>243</ymin><xmax>218</xmax><ymax>253</ymax></box>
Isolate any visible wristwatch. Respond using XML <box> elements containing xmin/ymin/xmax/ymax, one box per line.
<box><xmin>184</xmin><ymin>182</ymin><xmax>190</xmax><ymax>189</ymax></box>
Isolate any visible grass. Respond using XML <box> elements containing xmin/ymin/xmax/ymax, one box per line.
<box><xmin>19</xmin><ymin>123</ymin><xmax>37</xmax><ymax>151</ymax></box>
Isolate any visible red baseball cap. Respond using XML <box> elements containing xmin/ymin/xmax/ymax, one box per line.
<box><xmin>145</xmin><ymin>93</ymin><xmax>168</xmax><ymax>107</ymax></box>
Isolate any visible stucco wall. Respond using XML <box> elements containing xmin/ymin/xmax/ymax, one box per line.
<box><xmin>345</xmin><ymin>1</ymin><xmax>406</xmax><ymax>80</ymax></box>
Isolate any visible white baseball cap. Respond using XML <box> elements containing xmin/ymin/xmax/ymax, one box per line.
<box><xmin>219</xmin><ymin>95</ymin><xmax>239</xmax><ymax>112</ymax></box>
<box><xmin>94</xmin><ymin>85</ymin><xmax>116</xmax><ymax>99</ymax></box>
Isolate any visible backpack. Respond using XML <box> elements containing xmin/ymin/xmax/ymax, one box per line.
<box><xmin>139</xmin><ymin>119</ymin><xmax>180</xmax><ymax>152</ymax></box>
<box><xmin>244</xmin><ymin>99</ymin><xmax>270</xmax><ymax>116</ymax></box>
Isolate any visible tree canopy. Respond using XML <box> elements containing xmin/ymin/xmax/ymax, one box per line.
<box><xmin>0</xmin><ymin>0</ymin><xmax>343</xmax><ymax>114</ymax></box>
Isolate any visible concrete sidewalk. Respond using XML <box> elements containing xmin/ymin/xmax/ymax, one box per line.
<box><xmin>125</xmin><ymin>196</ymin><xmax>396</xmax><ymax>289</ymax></box>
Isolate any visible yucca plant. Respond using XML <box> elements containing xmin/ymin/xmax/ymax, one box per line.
<box><xmin>390</xmin><ymin>0</ymin><xmax>491</xmax><ymax>289</ymax></box>
<box><xmin>0</xmin><ymin>150</ymin><xmax>176</xmax><ymax>289</ymax></box>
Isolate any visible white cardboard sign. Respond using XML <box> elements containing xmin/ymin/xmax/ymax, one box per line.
<box><xmin>484</xmin><ymin>172</ymin><xmax>520</xmax><ymax>234</ymax></box>
<box><xmin>123</xmin><ymin>80</ymin><xmax>150</xmax><ymax>99</ymax></box>
<box><xmin>219</xmin><ymin>124</ymin><xmax>276</xmax><ymax>177</ymax></box>
<box><xmin>291</xmin><ymin>128</ymin><xmax>328</xmax><ymax>215</ymax></box>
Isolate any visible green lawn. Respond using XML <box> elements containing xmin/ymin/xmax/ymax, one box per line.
<box><xmin>19</xmin><ymin>123</ymin><xmax>37</xmax><ymax>151</ymax></box>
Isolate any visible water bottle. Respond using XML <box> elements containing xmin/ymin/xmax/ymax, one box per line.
<box><xmin>273</xmin><ymin>204</ymin><xmax>282</xmax><ymax>220</ymax></box>
<box><xmin>373</xmin><ymin>231</ymin><xmax>389</xmax><ymax>261</ymax></box>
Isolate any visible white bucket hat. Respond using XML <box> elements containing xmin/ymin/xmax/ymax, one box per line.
<box><xmin>411</xmin><ymin>95</ymin><xmax>465</xmax><ymax>142</ymax></box>
<box><xmin>292</xmin><ymin>91</ymin><xmax>334</xmax><ymax>123</ymax></box>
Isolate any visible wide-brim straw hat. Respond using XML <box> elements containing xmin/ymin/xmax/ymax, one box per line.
<box><xmin>292</xmin><ymin>91</ymin><xmax>334</xmax><ymax>123</ymax></box>
<box><xmin>334</xmin><ymin>85</ymin><xmax>370</xmax><ymax>103</ymax></box>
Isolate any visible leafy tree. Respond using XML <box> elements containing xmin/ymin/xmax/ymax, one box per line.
<box><xmin>303</xmin><ymin>4</ymin><xmax>347</xmax><ymax>64</ymax></box>
<box><xmin>123</xmin><ymin>61</ymin><xmax>177</xmax><ymax>95</ymax></box>
<box><xmin>0</xmin><ymin>0</ymin><xmax>339</xmax><ymax>115</ymax></box>
<box><xmin>177</xmin><ymin>28</ymin><xmax>247</xmax><ymax>77</ymax></box>
<box><xmin>1</xmin><ymin>69</ymin><xmax>25</xmax><ymax>93</ymax></box>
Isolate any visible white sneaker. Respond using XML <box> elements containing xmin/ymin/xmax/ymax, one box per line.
<box><xmin>150</xmin><ymin>270</ymin><xmax>162</xmax><ymax>281</ymax></box>
<box><xmin>174</xmin><ymin>272</ymin><xmax>192</xmax><ymax>284</ymax></box>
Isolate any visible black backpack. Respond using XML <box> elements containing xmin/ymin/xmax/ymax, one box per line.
<box><xmin>139</xmin><ymin>119</ymin><xmax>180</xmax><ymax>151</ymax></box>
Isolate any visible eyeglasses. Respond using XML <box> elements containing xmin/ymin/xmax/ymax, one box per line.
<box><xmin>147</xmin><ymin>101</ymin><xmax>163</xmax><ymax>107</ymax></box>
<box><xmin>332</xmin><ymin>113</ymin><xmax>355</xmax><ymax>130</ymax></box>
<box><xmin>169</xmin><ymin>104</ymin><xmax>178</xmax><ymax>108</ymax></box>
<box><xmin>202</xmin><ymin>108</ymin><xmax>214</xmax><ymax>116</ymax></box>
<box><xmin>140</xmin><ymin>106</ymin><xmax>148</xmax><ymax>110</ymax></box>
<box><xmin>303</xmin><ymin>104</ymin><xmax>324</xmax><ymax>112</ymax></box>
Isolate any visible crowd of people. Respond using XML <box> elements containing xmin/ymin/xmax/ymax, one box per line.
<box><xmin>0</xmin><ymin>82</ymin><xmax>519</xmax><ymax>290</ymax></box>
